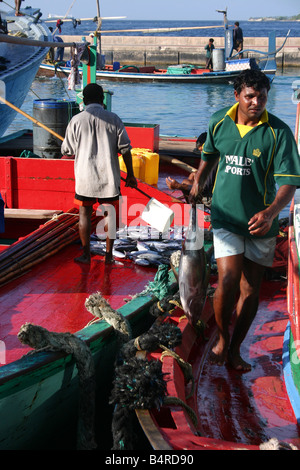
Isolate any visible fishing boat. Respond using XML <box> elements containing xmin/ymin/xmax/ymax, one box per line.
<box><xmin>38</xmin><ymin>61</ymin><xmax>268</xmax><ymax>84</ymax></box>
<box><xmin>37</xmin><ymin>8</ymin><xmax>289</xmax><ymax>84</ymax></box>
<box><xmin>0</xmin><ymin>134</ymin><xmax>211</xmax><ymax>449</ymax></box>
<box><xmin>131</xmin><ymin>105</ymin><xmax>300</xmax><ymax>451</ymax></box>
<box><xmin>0</xmin><ymin>6</ymin><xmax>50</xmax><ymax>137</ymax></box>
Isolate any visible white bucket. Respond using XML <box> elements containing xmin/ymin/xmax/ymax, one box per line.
<box><xmin>141</xmin><ymin>198</ymin><xmax>174</xmax><ymax>233</ymax></box>
<box><xmin>212</xmin><ymin>49</ymin><xmax>225</xmax><ymax>71</ymax></box>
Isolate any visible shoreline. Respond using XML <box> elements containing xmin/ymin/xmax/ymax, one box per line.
<box><xmin>61</xmin><ymin>35</ymin><xmax>300</xmax><ymax>68</ymax></box>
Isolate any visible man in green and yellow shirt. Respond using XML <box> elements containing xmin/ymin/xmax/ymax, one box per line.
<box><xmin>190</xmin><ymin>69</ymin><xmax>300</xmax><ymax>371</ymax></box>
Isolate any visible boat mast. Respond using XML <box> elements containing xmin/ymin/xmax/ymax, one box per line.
<box><xmin>216</xmin><ymin>8</ymin><xmax>228</xmax><ymax>30</ymax></box>
<box><xmin>96</xmin><ymin>0</ymin><xmax>102</xmax><ymax>67</ymax></box>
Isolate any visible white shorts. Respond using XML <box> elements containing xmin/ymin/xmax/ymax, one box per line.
<box><xmin>213</xmin><ymin>228</ymin><xmax>277</xmax><ymax>267</ymax></box>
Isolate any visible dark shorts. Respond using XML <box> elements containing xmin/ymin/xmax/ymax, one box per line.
<box><xmin>74</xmin><ymin>193</ymin><xmax>120</xmax><ymax>207</ymax></box>
<box><xmin>74</xmin><ymin>194</ymin><xmax>121</xmax><ymax>226</ymax></box>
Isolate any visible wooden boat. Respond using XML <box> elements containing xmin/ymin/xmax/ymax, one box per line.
<box><xmin>38</xmin><ymin>10</ymin><xmax>290</xmax><ymax>85</ymax></box>
<box><xmin>0</xmin><ymin>140</ymin><xmax>210</xmax><ymax>449</ymax></box>
<box><xmin>0</xmin><ymin>6</ymin><xmax>50</xmax><ymax>137</ymax></box>
<box><xmin>132</xmin><ymin>107</ymin><xmax>300</xmax><ymax>451</ymax></box>
<box><xmin>37</xmin><ymin>61</ymin><xmax>263</xmax><ymax>84</ymax></box>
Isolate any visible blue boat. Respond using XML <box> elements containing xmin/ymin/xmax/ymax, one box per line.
<box><xmin>0</xmin><ymin>6</ymin><xmax>50</xmax><ymax>137</ymax></box>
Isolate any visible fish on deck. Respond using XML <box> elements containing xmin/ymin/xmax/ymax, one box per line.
<box><xmin>178</xmin><ymin>205</ymin><xmax>211</xmax><ymax>328</ymax></box>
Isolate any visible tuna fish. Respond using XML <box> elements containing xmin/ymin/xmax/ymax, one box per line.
<box><xmin>178</xmin><ymin>205</ymin><xmax>210</xmax><ymax>328</ymax></box>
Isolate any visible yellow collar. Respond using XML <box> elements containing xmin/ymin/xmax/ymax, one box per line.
<box><xmin>226</xmin><ymin>102</ymin><xmax>268</xmax><ymax>126</ymax></box>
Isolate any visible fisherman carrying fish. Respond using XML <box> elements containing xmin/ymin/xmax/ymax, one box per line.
<box><xmin>61</xmin><ymin>83</ymin><xmax>137</xmax><ymax>264</ymax></box>
<box><xmin>189</xmin><ymin>69</ymin><xmax>300</xmax><ymax>371</ymax></box>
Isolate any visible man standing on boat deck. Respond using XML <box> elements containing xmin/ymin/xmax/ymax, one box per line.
<box><xmin>205</xmin><ymin>38</ymin><xmax>215</xmax><ymax>70</ymax></box>
<box><xmin>189</xmin><ymin>69</ymin><xmax>300</xmax><ymax>371</ymax></box>
<box><xmin>233</xmin><ymin>21</ymin><xmax>243</xmax><ymax>58</ymax></box>
<box><xmin>61</xmin><ymin>83</ymin><xmax>137</xmax><ymax>264</ymax></box>
<box><xmin>15</xmin><ymin>0</ymin><xmax>23</xmax><ymax>16</ymax></box>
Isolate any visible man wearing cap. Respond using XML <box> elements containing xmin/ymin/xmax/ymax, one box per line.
<box><xmin>61</xmin><ymin>83</ymin><xmax>137</xmax><ymax>264</ymax></box>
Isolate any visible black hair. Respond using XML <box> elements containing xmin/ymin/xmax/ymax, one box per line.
<box><xmin>233</xmin><ymin>69</ymin><xmax>271</xmax><ymax>94</ymax></box>
<box><xmin>196</xmin><ymin>132</ymin><xmax>207</xmax><ymax>147</ymax></box>
<box><xmin>83</xmin><ymin>83</ymin><xmax>104</xmax><ymax>105</ymax></box>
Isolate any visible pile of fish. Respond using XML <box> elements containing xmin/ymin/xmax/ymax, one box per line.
<box><xmin>90</xmin><ymin>226</ymin><xmax>184</xmax><ymax>267</ymax></box>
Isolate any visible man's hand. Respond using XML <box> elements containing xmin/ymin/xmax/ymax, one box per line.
<box><xmin>249</xmin><ymin>185</ymin><xmax>296</xmax><ymax>236</ymax></box>
<box><xmin>125</xmin><ymin>174</ymin><xmax>137</xmax><ymax>188</ymax></box>
<box><xmin>248</xmin><ymin>210</ymin><xmax>273</xmax><ymax>236</ymax></box>
<box><xmin>188</xmin><ymin>181</ymin><xmax>202</xmax><ymax>206</ymax></box>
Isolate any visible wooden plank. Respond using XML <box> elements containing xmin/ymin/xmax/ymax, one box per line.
<box><xmin>135</xmin><ymin>409</ymin><xmax>173</xmax><ymax>450</ymax></box>
<box><xmin>4</xmin><ymin>209</ymin><xmax>63</xmax><ymax>219</ymax></box>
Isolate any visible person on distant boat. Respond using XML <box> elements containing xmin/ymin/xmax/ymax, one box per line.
<box><xmin>189</xmin><ymin>69</ymin><xmax>300</xmax><ymax>372</ymax></box>
<box><xmin>233</xmin><ymin>21</ymin><xmax>243</xmax><ymax>58</ymax></box>
<box><xmin>48</xmin><ymin>26</ymin><xmax>64</xmax><ymax>62</ymax></box>
<box><xmin>61</xmin><ymin>83</ymin><xmax>137</xmax><ymax>265</ymax></box>
<box><xmin>204</xmin><ymin>38</ymin><xmax>215</xmax><ymax>69</ymax></box>
<box><xmin>56</xmin><ymin>18</ymin><xmax>63</xmax><ymax>33</ymax></box>
<box><xmin>165</xmin><ymin>132</ymin><xmax>216</xmax><ymax>206</ymax></box>
<box><xmin>15</xmin><ymin>0</ymin><xmax>24</xmax><ymax>16</ymax></box>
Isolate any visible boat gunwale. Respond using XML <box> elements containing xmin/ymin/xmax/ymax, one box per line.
<box><xmin>136</xmin><ymin>301</ymin><xmax>260</xmax><ymax>450</ymax></box>
<box><xmin>0</xmin><ymin>273</ymin><xmax>177</xmax><ymax>389</ymax></box>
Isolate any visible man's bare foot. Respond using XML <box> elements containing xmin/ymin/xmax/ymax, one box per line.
<box><xmin>227</xmin><ymin>350</ymin><xmax>252</xmax><ymax>371</ymax></box>
<box><xmin>209</xmin><ymin>344</ymin><xmax>228</xmax><ymax>366</ymax></box>
<box><xmin>74</xmin><ymin>254</ymin><xmax>91</xmax><ymax>264</ymax></box>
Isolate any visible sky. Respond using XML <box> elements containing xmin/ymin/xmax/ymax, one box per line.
<box><xmin>2</xmin><ymin>0</ymin><xmax>300</xmax><ymax>21</ymax></box>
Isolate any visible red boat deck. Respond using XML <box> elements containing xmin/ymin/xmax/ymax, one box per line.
<box><xmin>1</xmin><ymin>241</ymin><xmax>157</xmax><ymax>365</ymax></box>
<box><xmin>193</xmin><ymin>280</ymin><xmax>300</xmax><ymax>448</ymax></box>
<box><xmin>141</xmin><ymin>279</ymin><xmax>300</xmax><ymax>450</ymax></box>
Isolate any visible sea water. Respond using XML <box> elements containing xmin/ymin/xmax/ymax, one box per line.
<box><xmin>4</xmin><ymin>18</ymin><xmax>300</xmax><ymax>136</ymax></box>
<box><xmin>3</xmin><ymin>19</ymin><xmax>299</xmax><ymax>218</ymax></box>
<box><xmin>5</xmin><ymin>68</ymin><xmax>299</xmax><ymax>138</ymax></box>
<box><xmin>50</xmin><ymin>18</ymin><xmax>300</xmax><ymax>38</ymax></box>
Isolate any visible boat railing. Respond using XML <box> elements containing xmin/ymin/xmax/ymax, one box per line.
<box><xmin>287</xmin><ymin>98</ymin><xmax>300</xmax><ymax>362</ymax></box>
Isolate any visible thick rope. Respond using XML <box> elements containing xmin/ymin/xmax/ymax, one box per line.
<box><xmin>159</xmin><ymin>344</ymin><xmax>195</xmax><ymax>398</ymax></box>
<box><xmin>259</xmin><ymin>438</ymin><xmax>298</xmax><ymax>450</ymax></box>
<box><xmin>164</xmin><ymin>396</ymin><xmax>198</xmax><ymax>427</ymax></box>
<box><xmin>18</xmin><ymin>323</ymin><xmax>97</xmax><ymax>450</ymax></box>
<box><xmin>85</xmin><ymin>292</ymin><xmax>132</xmax><ymax>344</ymax></box>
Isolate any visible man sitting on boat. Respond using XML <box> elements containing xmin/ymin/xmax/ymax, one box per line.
<box><xmin>166</xmin><ymin>132</ymin><xmax>216</xmax><ymax>206</ymax></box>
<box><xmin>189</xmin><ymin>69</ymin><xmax>300</xmax><ymax>371</ymax></box>
<box><xmin>61</xmin><ymin>83</ymin><xmax>137</xmax><ymax>264</ymax></box>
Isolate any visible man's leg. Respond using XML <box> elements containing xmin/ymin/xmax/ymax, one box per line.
<box><xmin>211</xmin><ymin>253</ymin><xmax>244</xmax><ymax>365</ymax></box>
<box><xmin>228</xmin><ymin>257</ymin><xmax>265</xmax><ymax>370</ymax></box>
<box><xmin>15</xmin><ymin>0</ymin><xmax>21</xmax><ymax>15</ymax></box>
<box><xmin>102</xmin><ymin>202</ymin><xmax>118</xmax><ymax>264</ymax></box>
<box><xmin>75</xmin><ymin>205</ymin><xmax>93</xmax><ymax>264</ymax></box>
